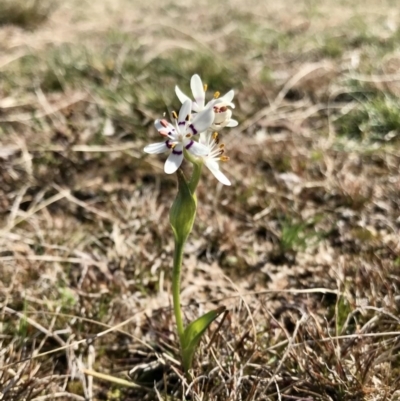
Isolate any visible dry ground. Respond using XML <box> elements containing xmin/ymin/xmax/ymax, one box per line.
<box><xmin>0</xmin><ymin>0</ymin><xmax>400</xmax><ymax>400</ymax></box>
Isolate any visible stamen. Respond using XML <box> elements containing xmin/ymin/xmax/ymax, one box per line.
<box><xmin>213</xmin><ymin>91</ymin><xmax>220</xmax><ymax>99</ymax></box>
<box><xmin>172</xmin><ymin>111</ymin><xmax>178</xmax><ymax>119</ymax></box>
<box><xmin>185</xmin><ymin>114</ymin><xmax>191</xmax><ymax>121</ymax></box>
<box><xmin>219</xmin><ymin>144</ymin><xmax>225</xmax><ymax>149</ymax></box>
<box><xmin>185</xmin><ymin>133</ymin><xmax>192</xmax><ymax>138</ymax></box>
<box><xmin>203</xmin><ymin>84</ymin><xmax>208</xmax><ymax>92</ymax></box>
<box><xmin>212</xmin><ymin>132</ymin><xmax>218</xmax><ymax>141</ymax></box>
<box><xmin>220</xmin><ymin>155</ymin><xmax>230</xmax><ymax>162</ymax></box>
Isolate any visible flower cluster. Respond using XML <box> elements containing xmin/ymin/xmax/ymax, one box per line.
<box><xmin>144</xmin><ymin>74</ymin><xmax>238</xmax><ymax>185</ymax></box>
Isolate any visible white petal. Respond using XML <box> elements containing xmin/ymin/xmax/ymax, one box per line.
<box><xmin>178</xmin><ymin>99</ymin><xmax>192</xmax><ymax>128</ymax></box>
<box><xmin>204</xmin><ymin>99</ymin><xmax>216</xmax><ymax>109</ymax></box>
<box><xmin>226</xmin><ymin>119</ymin><xmax>239</xmax><ymax>127</ymax></box>
<box><xmin>213</xmin><ymin>109</ymin><xmax>232</xmax><ymax>124</ymax></box>
<box><xmin>164</xmin><ymin>150</ymin><xmax>183</xmax><ymax>174</ymax></box>
<box><xmin>155</xmin><ymin>119</ymin><xmax>175</xmax><ymax>134</ymax></box>
<box><xmin>144</xmin><ymin>142</ymin><xmax>168</xmax><ymax>154</ymax></box>
<box><xmin>205</xmin><ymin>160</ymin><xmax>231</xmax><ymax>186</ymax></box>
<box><xmin>189</xmin><ymin>106</ymin><xmax>214</xmax><ymax>134</ymax></box>
<box><xmin>175</xmin><ymin>85</ymin><xmax>191</xmax><ymax>105</ymax></box>
<box><xmin>186</xmin><ymin>140</ymin><xmax>209</xmax><ymax>156</ymax></box>
<box><xmin>199</xmin><ymin>131</ymin><xmax>211</xmax><ymax>145</ymax></box>
<box><xmin>190</xmin><ymin>74</ymin><xmax>205</xmax><ymax>110</ymax></box>
<box><xmin>154</xmin><ymin>119</ymin><xmax>164</xmax><ymax>130</ymax></box>
<box><xmin>191</xmin><ymin>103</ymin><xmax>201</xmax><ymax>113</ymax></box>
<box><xmin>219</xmin><ymin>89</ymin><xmax>235</xmax><ymax>108</ymax></box>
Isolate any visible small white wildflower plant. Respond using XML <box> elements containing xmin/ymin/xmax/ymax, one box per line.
<box><xmin>143</xmin><ymin>74</ymin><xmax>238</xmax><ymax>374</ymax></box>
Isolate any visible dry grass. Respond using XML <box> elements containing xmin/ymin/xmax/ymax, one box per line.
<box><xmin>0</xmin><ymin>0</ymin><xmax>57</xmax><ymax>29</ymax></box>
<box><xmin>1</xmin><ymin>0</ymin><xmax>400</xmax><ymax>400</ymax></box>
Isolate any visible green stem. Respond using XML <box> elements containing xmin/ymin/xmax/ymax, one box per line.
<box><xmin>170</xmin><ymin>162</ymin><xmax>202</xmax><ymax>371</ymax></box>
<box><xmin>172</xmin><ymin>238</ymin><xmax>185</xmax><ymax>342</ymax></box>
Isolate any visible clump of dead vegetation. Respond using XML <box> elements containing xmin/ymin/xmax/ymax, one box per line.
<box><xmin>0</xmin><ymin>0</ymin><xmax>57</xmax><ymax>29</ymax></box>
<box><xmin>0</xmin><ymin>0</ymin><xmax>400</xmax><ymax>400</ymax></box>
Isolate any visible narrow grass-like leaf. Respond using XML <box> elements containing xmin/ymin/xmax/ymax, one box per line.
<box><xmin>181</xmin><ymin>306</ymin><xmax>226</xmax><ymax>372</ymax></box>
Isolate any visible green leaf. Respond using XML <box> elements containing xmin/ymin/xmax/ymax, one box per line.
<box><xmin>169</xmin><ymin>169</ymin><xmax>197</xmax><ymax>244</ymax></box>
<box><xmin>181</xmin><ymin>306</ymin><xmax>226</xmax><ymax>372</ymax></box>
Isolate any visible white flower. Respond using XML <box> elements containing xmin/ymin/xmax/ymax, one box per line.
<box><xmin>144</xmin><ymin>100</ymin><xmax>214</xmax><ymax>174</ymax></box>
<box><xmin>175</xmin><ymin>74</ymin><xmax>238</xmax><ymax>131</ymax></box>
<box><xmin>211</xmin><ymin>96</ymin><xmax>238</xmax><ymax>131</ymax></box>
<box><xmin>199</xmin><ymin>131</ymin><xmax>231</xmax><ymax>186</ymax></box>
